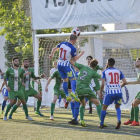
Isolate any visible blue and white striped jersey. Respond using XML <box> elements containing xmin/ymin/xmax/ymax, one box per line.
<box><xmin>102</xmin><ymin>67</ymin><xmax>125</xmax><ymax>94</ymax></box>
<box><xmin>57</xmin><ymin>42</ymin><xmax>77</xmax><ymax>66</ymax></box>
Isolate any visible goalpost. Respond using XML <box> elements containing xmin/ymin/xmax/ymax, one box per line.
<box><xmin>34</xmin><ymin>29</ymin><xmax>140</xmax><ymax>109</ymax></box>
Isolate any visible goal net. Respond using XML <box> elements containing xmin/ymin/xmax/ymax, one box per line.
<box><xmin>34</xmin><ymin>29</ymin><xmax>140</xmax><ymax>109</ymax></box>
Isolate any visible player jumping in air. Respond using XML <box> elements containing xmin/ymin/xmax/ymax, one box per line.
<box><xmin>3</xmin><ymin>57</ymin><xmax>32</xmax><ymax>121</ymax></box>
<box><xmin>8</xmin><ymin>58</ymin><xmax>45</xmax><ymax>119</ymax></box>
<box><xmin>123</xmin><ymin>58</ymin><xmax>140</xmax><ymax>126</ymax></box>
<box><xmin>70</xmin><ymin>59</ymin><xmax>102</xmax><ymax>127</ymax></box>
<box><xmin>49</xmin><ymin>34</ymin><xmax>84</xmax><ymax>101</ymax></box>
<box><xmin>99</xmin><ymin>58</ymin><xmax>127</xmax><ymax>129</ymax></box>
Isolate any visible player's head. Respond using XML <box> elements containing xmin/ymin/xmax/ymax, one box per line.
<box><xmin>135</xmin><ymin>58</ymin><xmax>140</xmax><ymax>68</ymax></box>
<box><xmin>90</xmin><ymin>59</ymin><xmax>98</xmax><ymax>68</ymax></box>
<box><xmin>86</xmin><ymin>55</ymin><xmax>93</xmax><ymax>65</ymax></box>
<box><xmin>12</xmin><ymin>57</ymin><xmax>19</xmax><ymax>67</ymax></box>
<box><xmin>69</xmin><ymin>34</ymin><xmax>77</xmax><ymax>45</ymax></box>
<box><xmin>107</xmin><ymin>58</ymin><xmax>115</xmax><ymax>67</ymax></box>
<box><xmin>23</xmin><ymin>58</ymin><xmax>29</xmax><ymax>68</ymax></box>
<box><xmin>53</xmin><ymin>61</ymin><xmax>57</xmax><ymax>69</ymax></box>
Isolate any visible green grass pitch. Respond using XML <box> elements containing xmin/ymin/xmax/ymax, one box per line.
<box><xmin>0</xmin><ymin>107</ymin><xmax>140</xmax><ymax>140</ymax></box>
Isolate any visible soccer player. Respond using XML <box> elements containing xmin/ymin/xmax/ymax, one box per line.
<box><xmin>99</xmin><ymin>58</ymin><xmax>127</xmax><ymax>129</ymax></box>
<box><xmin>8</xmin><ymin>58</ymin><xmax>45</xmax><ymax>118</ymax></box>
<box><xmin>123</xmin><ymin>58</ymin><xmax>140</xmax><ymax>126</ymax></box>
<box><xmin>3</xmin><ymin>57</ymin><xmax>32</xmax><ymax>121</ymax></box>
<box><xmin>70</xmin><ymin>59</ymin><xmax>102</xmax><ymax>127</ymax></box>
<box><xmin>45</xmin><ymin>70</ymin><xmax>66</xmax><ymax>120</ymax></box>
<box><xmin>49</xmin><ymin>34</ymin><xmax>85</xmax><ymax>101</ymax></box>
<box><xmin>50</xmin><ymin>61</ymin><xmax>62</xmax><ymax>108</ymax></box>
<box><xmin>86</xmin><ymin>56</ymin><xmax>104</xmax><ymax>114</ymax></box>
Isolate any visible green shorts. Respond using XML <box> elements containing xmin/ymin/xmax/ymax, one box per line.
<box><xmin>135</xmin><ymin>91</ymin><xmax>140</xmax><ymax>100</ymax></box>
<box><xmin>23</xmin><ymin>87</ymin><xmax>38</xmax><ymax>99</ymax></box>
<box><xmin>93</xmin><ymin>78</ymin><xmax>100</xmax><ymax>91</ymax></box>
<box><xmin>76</xmin><ymin>88</ymin><xmax>97</xmax><ymax>101</ymax></box>
<box><xmin>54</xmin><ymin>89</ymin><xmax>66</xmax><ymax>99</ymax></box>
<box><xmin>8</xmin><ymin>89</ymin><xmax>25</xmax><ymax>100</ymax></box>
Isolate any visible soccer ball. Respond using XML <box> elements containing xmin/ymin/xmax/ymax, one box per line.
<box><xmin>71</xmin><ymin>28</ymin><xmax>80</xmax><ymax>37</ymax></box>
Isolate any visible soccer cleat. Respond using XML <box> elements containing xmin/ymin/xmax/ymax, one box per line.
<box><xmin>81</xmin><ymin>120</ymin><xmax>86</xmax><ymax>127</ymax></box>
<box><xmin>26</xmin><ymin>116</ymin><xmax>33</xmax><ymax>121</ymax></box>
<box><xmin>99</xmin><ymin>125</ymin><xmax>104</xmax><ymax>129</ymax></box>
<box><xmin>68</xmin><ymin>119</ymin><xmax>78</xmax><ymax>125</ymax></box>
<box><xmin>9</xmin><ymin>115</ymin><xmax>12</xmax><ymax>119</ymax></box>
<box><xmin>50</xmin><ymin>115</ymin><xmax>54</xmax><ymax>120</ymax></box>
<box><xmin>35</xmin><ymin>111</ymin><xmax>44</xmax><ymax>117</ymax></box>
<box><xmin>123</xmin><ymin>120</ymin><xmax>134</xmax><ymax>125</ymax></box>
<box><xmin>65</xmin><ymin>101</ymin><xmax>69</xmax><ymax>109</ymax></box>
<box><xmin>3</xmin><ymin>116</ymin><xmax>7</xmax><ymax>121</ymax></box>
<box><xmin>130</xmin><ymin>121</ymin><xmax>139</xmax><ymax>126</ymax></box>
<box><xmin>103</xmin><ymin>123</ymin><xmax>107</xmax><ymax>127</ymax></box>
<box><xmin>89</xmin><ymin>108</ymin><xmax>92</xmax><ymax>114</ymax></box>
<box><xmin>115</xmin><ymin>120</ymin><xmax>121</xmax><ymax>129</ymax></box>
<box><xmin>1</xmin><ymin>110</ymin><xmax>4</xmax><ymax>114</ymax></box>
<box><xmin>66</xmin><ymin>96</ymin><xmax>72</xmax><ymax>102</ymax></box>
<box><xmin>70</xmin><ymin>92</ymin><xmax>80</xmax><ymax>102</ymax></box>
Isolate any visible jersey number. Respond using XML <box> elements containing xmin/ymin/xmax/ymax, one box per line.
<box><xmin>60</xmin><ymin>48</ymin><xmax>67</xmax><ymax>60</ymax></box>
<box><xmin>80</xmin><ymin>71</ymin><xmax>87</xmax><ymax>81</ymax></box>
<box><xmin>109</xmin><ymin>72</ymin><xmax>119</xmax><ymax>84</ymax></box>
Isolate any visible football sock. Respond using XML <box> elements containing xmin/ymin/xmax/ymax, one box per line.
<box><xmin>80</xmin><ymin>106</ymin><xmax>85</xmax><ymax>121</ymax></box>
<box><xmin>58</xmin><ymin>95</ymin><xmax>61</xmax><ymax>104</ymax></box>
<box><xmin>116</xmin><ymin>107</ymin><xmax>121</xmax><ymax>121</ymax></box>
<box><xmin>51</xmin><ymin>103</ymin><xmax>55</xmax><ymax>116</ymax></box>
<box><xmin>74</xmin><ymin>101</ymin><xmax>80</xmax><ymax>121</ymax></box>
<box><xmin>99</xmin><ymin>99</ymin><xmax>103</xmax><ymax>107</ymax></box>
<box><xmin>71</xmin><ymin>80</ymin><xmax>76</xmax><ymax>93</ymax></box>
<box><xmin>2</xmin><ymin>100</ymin><xmax>7</xmax><ymax>111</ymax></box>
<box><xmin>130</xmin><ymin>107</ymin><xmax>134</xmax><ymax>121</ymax></box>
<box><xmin>70</xmin><ymin>102</ymin><xmax>75</xmax><ymax>118</ymax></box>
<box><xmin>89</xmin><ymin>101</ymin><xmax>92</xmax><ymax>109</ymax></box>
<box><xmin>23</xmin><ymin>104</ymin><xmax>28</xmax><ymax>117</ymax></box>
<box><xmin>96</xmin><ymin>104</ymin><xmax>102</xmax><ymax>120</ymax></box>
<box><xmin>100</xmin><ymin>110</ymin><xmax>106</xmax><ymax>126</ymax></box>
<box><xmin>37</xmin><ymin>100</ymin><xmax>41</xmax><ymax>112</ymax></box>
<box><xmin>4</xmin><ymin>104</ymin><xmax>12</xmax><ymax>117</ymax></box>
<box><xmin>63</xmin><ymin>82</ymin><xmax>69</xmax><ymax>96</ymax></box>
<box><xmin>134</xmin><ymin>107</ymin><xmax>139</xmax><ymax>122</ymax></box>
<box><xmin>9</xmin><ymin>104</ymin><xmax>18</xmax><ymax>116</ymax></box>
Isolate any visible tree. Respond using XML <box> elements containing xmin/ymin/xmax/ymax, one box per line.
<box><xmin>0</xmin><ymin>0</ymin><xmax>33</xmax><ymax>66</ymax></box>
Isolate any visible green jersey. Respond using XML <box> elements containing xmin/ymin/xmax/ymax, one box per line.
<box><xmin>93</xmin><ymin>65</ymin><xmax>103</xmax><ymax>72</ymax></box>
<box><xmin>22</xmin><ymin>68</ymin><xmax>36</xmax><ymax>91</ymax></box>
<box><xmin>75</xmin><ymin>62</ymin><xmax>101</xmax><ymax>89</ymax></box>
<box><xmin>4</xmin><ymin>67</ymin><xmax>24</xmax><ymax>91</ymax></box>
<box><xmin>51</xmin><ymin>70</ymin><xmax>63</xmax><ymax>90</ymax></box>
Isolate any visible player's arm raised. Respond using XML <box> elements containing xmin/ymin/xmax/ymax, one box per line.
<box><xmin>73</xmin><ymin>51</ymin><xmax>85</xmax><ymax>61</ymax></box>
<box><xmin>49</xmin><ymin>47</ymin><xmax>59</xmax><ymax>59</ymax></box>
